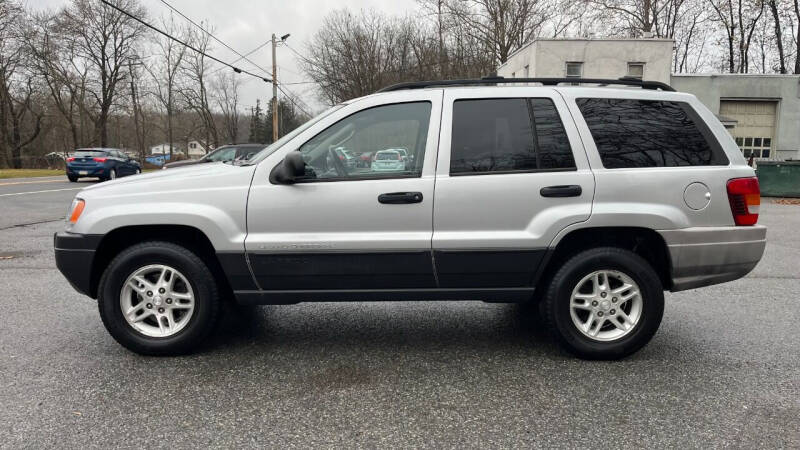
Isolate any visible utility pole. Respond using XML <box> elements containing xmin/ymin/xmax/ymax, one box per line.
<box><xmin>271</xmin><ymin>33</ymin><xmax>279</xmax><ymax>142</ymax></box>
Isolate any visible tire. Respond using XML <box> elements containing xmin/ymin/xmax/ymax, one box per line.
<box><xmin>97</xmin><ymin>241</ymin><xmax>220</xmax><ymax>356</ymax></box>
<box><xmin>67</xmin><ymin>175</ymin><xmax>78</xmax><ymax>182</ymax></box>
<box><xmin>542</xmin><ymin>247</ymin><xmax>664</xmax><ymax>360</ymax></box>
<box><xmin>108</xmin><ymin>168</ymin><xmax>116</xmax><ymax>181</ymax></box>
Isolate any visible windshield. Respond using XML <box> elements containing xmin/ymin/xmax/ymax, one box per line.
<box><xmin>243</xmin><ymin>104</ymin><xmax>345</xmax><ymax>165</ymax></box>
<box><xmin>206</xmin><ymin>147</ymin><xmax>237</xmax><ymax>162</ymax></box>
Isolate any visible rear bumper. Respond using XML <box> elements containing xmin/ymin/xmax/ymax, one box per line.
<box><xmin>66</xmin><ymin>166</ymin><xmax>108</xmax><ymax>177</ymax></box>
<box><xmin>657</xmin><ymin>225</ymin><xmax>766</xmax><ymax>292</ymax></box>
<box><xmin>54</xmin><ymin>232</ymin><xmax>103</xmax><ymax>297</ymax></box>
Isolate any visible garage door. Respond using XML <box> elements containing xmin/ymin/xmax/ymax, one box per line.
<box><xmin>719</xmin><ymin>100</ymin><xmax>777</xmax><ymax>160</ymax></box>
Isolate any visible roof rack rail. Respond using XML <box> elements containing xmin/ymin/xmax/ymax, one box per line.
<box><xmin>377</xmin><ymin>76</ymin><xmax>676</xmax><ymax>93</ymax></box>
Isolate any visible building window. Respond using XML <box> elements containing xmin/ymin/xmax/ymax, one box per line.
<box><xmin>189</xmin><ymin>142</ymin><xmax>197</xmax><ymax>149</ymax></box>
<box><xmin>736</xmin><ymin>136</ymin><xmax>772</xmax><ymax>159</ymax></box>
<box><xmin>565</xmin><ymin>62</ymin><xmax>583</xmax><ymax>78</ymax></box>
<box><xmin>627</xmin><ymin>62</ymin><xmax>645</xmax><ymax>79</ymax></box>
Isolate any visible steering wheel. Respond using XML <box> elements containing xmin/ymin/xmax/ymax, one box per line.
<box><xmin>327</xmin><ymin>147</ymin><xmax>348</xmax><ymax>177</ymax></box>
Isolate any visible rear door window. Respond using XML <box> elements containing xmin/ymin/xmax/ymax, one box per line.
<box><xmin>450</xmin><ymin>98</ymin><xmax>576</xmax><ymax>175</ymax></box>
<box><xmin>576</xmin><ymin>98</ymin><xmax>728</xmax><ymax>168</ymax></box>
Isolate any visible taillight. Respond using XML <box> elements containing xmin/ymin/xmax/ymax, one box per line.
<box><xmin>726</xmin><ymin>177</ymin><xmax>760</xmax><ymax>226</ymax></box>
<box><xmin>66</xmin><ymin>157</ymin><xmax>75</xmax><ymax>162</ymax></box>
<box><xmin>93</xmin><ymin>157</ymin><xmax>107</xmax><ymax>162</ymax></box>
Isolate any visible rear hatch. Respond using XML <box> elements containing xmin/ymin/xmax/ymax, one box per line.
<box><xmin>68</xmin><ymin>150</ymin><xmax>108</xmax><ymax>170</ymax></box>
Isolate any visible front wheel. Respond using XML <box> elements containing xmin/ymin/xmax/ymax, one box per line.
<box><xmin>97</xmin><ymin>241</ymin><xmax>220</xmax><ymax>355</ymax></box>
<box><xmin>542</xmin><ymin>247</ymin><xmax>664</xmax><ymax>360</ymax></box>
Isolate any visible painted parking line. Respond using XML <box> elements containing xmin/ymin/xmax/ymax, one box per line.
<box><xmin>0</xmin><ymin>178</ymin><xmax>66</xmax><ymax>187</ymax></box>
<box><xmin>0</xmin><ymin>187</ymin><xmax>82</xmax><ymax>197</ymax></box>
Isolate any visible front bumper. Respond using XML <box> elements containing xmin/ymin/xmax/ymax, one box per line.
<box><xmin>657</xmin><ymin>225</ymin><xmax>767</xmax><ymax>292</ymax></box>
<box><xmin>54</xmin><ymin>232</ymin><xmax>103</xmax><ymax>297</ymax></box>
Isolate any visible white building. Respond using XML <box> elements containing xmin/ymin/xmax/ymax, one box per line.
<box><xmin>187</xmin><ymin>140</ymin><xmax>209</xmax><ymax>158</ymax></box>
<box><xmin>497</xmin><ymin>38</ymin><xmax>800</xmax><ymax>161</ymax></box>
<box><xmin>150</xmin><ymin>143</ymin><xmax>184</xmax><ymax>156</ymax></box>
<box><xmin>498</xmin><ymin>38</ymin><xmax>673</xmax><ymax>84</ymax></box>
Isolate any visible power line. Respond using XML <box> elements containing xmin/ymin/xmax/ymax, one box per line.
<box><xmin>99</xmin><ymin>0</ymin><xmax>271</xmax><ymax>83</ymax></box>
<box><xmin>283</xmin><ymin>41</ymin><xmax>309</xmax><ymax>64</ymax></box>
<box><xmin>159</xmin><ymin>0</ymin><xmax>272</xmax><ymax>77</ymax></box>
<box><xmin>210</xmin><ymin>38</ymin><xmax>273</xmax><ymax>76</ymax></box>
<box><xmin>277</xmin><ymin>84</ymin><xmax>312</xmax><ymax>117</ymax></box>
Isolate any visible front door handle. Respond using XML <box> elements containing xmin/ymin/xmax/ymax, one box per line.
<box><xmin>540</xmin><ymin>185</ymin><xmax>582</xmax><ymax>198</ymax></box>
<box><xmin>378</xmin><ymin>192</ymin><xmax>423</xmax><ymax>204</ymax></box>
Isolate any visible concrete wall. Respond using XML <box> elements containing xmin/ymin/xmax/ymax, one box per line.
<box><xmin>497</xmin><ymin>39</ymin><xmax>674</xmax><ymax>84</ymax></box>
<box><xmin>671</xmin><ymin>74</ymin><xmax>800</xmax><ymax>160</ymax></box>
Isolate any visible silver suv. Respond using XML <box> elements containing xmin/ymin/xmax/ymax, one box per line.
<box><xmin>54</xmin><ymin>77</ymin><xmax>766</xmax><ymax>359</ymax></box>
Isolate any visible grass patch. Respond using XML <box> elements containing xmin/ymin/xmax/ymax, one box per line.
<box><xmin>0</xmin><ymin>169</ymin><xmax>64</xmax><ymax>179</ymax></box>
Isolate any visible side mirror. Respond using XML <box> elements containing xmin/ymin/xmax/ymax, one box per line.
<box><xmin>269</xmin><ymin>151</ymin><xmax>306</xmax><ymax>184</ymax></box>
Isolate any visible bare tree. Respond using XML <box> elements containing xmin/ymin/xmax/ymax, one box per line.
<box><xmin>0</xmin><ymin>1</ymin><xmax>43</xmax><ymax>168</ymax></box>
<box><xmin>181</xmin><ymin>25</ymin><xmax>219</xmax><ymax>150</ymax></box>
<box><xmin>146</xmin><ymin>14</ymin><xmax>187</xmax><ymax>160</ymax></box>
<box><xmin>128</xmin><ymin>59</ymin><xmax>150</xmax><ymax>163</ymax></box>
<box><xmin>444</xmin><ymin>0</ymin><xmax>552</xmax><ymax>64</ymax></box>
<box><xmin>768</xmin><ymin>0</ymin><xmax>788</xmax><ymax>72</ymax></box>
<box><xmin>707</xmin><ymin>0</ymin><xmax>765</xmax><ymax>72</ymax></box>
<box><xmin>214</xmin><ymin>71</ymin><xmax>240</xmax><ymax>145</ymax></box>
<box><xmin>29</xmin><ymin>10</ymin><xmax>92</xmax><ymax>151</ymax></box>
<box><xmin>57</xmin><ymin>0</ymin><xmax>146</xmax><ymax>147</ymax></box>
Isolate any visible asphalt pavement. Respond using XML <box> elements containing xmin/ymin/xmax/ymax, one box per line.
<box><xmin>0</xmin><ymin>176</ymin><xmax>798</xmax><ymax>448</ymax></box>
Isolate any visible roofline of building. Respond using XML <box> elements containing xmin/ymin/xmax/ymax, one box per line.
<box><xmin>499</xmin><ymin>38</ymin><xmax>675</xmax><ymax>68</ymax></box>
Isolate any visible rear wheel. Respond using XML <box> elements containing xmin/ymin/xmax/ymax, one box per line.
<box><xmin>108</xmin><ymin>168</ymin><xmax>117</xmax><ymax>180</ymax></box>
<box><xmin>542</xmin><ymin>247</ymin><xmax>664</xmax><ymax>360</ymax></box>
<box><xmin>98</xmin><ymin>241</ymin><xmax>220</xmax><ymax>355</ymax></box>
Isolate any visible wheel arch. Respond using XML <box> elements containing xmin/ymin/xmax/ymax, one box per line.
<box><xmin>535</xmin><ymin>227</ymin><xmax>673</xmax><ymax>296</ymax></box>
<box><xmin>90</xmin><ymin>225</ymin><xmax>234</xmax><ymax>301</ymax></box>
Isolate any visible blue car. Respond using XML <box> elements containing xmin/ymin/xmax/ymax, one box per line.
<box><xmin>66</xmin><ymin>148</ymin><xmax>141</xmax><ymax>182</ymax></box>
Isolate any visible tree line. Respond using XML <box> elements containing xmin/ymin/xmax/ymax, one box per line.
<box><xmin>303</xmin><ymin>0</ymin><xmax>800</xmax><ymax>103</ymax></box>
<box><xmin>0</xmin><ymin>0</ymin><xmax>307</xmax><ymax>169</ymax></box>
<box><xmin>1</xmin><ymin>0</ymin><xmax>799</xmax><ymax>168</ymax></box>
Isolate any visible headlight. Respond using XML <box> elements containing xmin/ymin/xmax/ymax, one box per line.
<box><xmin>66</xmin><ymin>198</ymin><xmax>86</xmax><ymax>224</ymax></box>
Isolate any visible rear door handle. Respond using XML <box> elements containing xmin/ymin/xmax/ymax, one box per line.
<box><xmin>540</xmin><ymin>185</ymin><xmax>582</xmax><ymax>198</ymax></box>
<box><xmin>378</xmin><ymin>192</ymin><xmax>424</xmax><ymax>204</ymax></box>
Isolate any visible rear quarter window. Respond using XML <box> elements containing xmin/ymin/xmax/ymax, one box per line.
<box><xmin>576</xmin><ymin>98</ymin><xmax>728</xmax><ymax>168</ymax></box>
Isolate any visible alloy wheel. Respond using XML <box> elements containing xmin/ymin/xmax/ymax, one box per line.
<box><xmin>119</xmin><ymin>264</ymin><xmax>195</xmax><ymax>338</ymax></box>
<box><xmin>569</xmin><ymin>269</ymin><xmax>643</xmax><ymax>342</ymax></box>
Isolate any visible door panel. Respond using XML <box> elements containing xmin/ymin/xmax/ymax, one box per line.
<box><xmin>432</xmin><ymin>88</ymin><xmax>595</xmax><ymax>288</ymax></box>
<box><xmin>245</xmin><ymin>90</ymin><xmax>443</xmax><ymax>291</ymax></box>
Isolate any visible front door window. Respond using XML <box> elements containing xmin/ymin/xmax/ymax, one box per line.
<box><xmin>296</xmin><ymin>102</ymin><xmax>432</xmax><ymax>181</ymax></box>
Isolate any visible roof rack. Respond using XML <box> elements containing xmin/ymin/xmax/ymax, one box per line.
<box><xmin>377</xmin><ymin>76</ymin><xmax>676</xmax><ymax>93</ymax></box>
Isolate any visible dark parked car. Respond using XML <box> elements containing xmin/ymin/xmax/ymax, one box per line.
<box><xmin>66</xmin><ymin>148</ymin><xmax>141</xmax><ymax>182</ymax></box>
<box><xmin>162</xmin><ymin>144</ymin><xmax>265</xmax><ymax>169</ymax></box>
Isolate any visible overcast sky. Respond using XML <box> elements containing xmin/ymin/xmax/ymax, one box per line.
<box><xmin>31</xmin><ymin>0</ymin><xmax>421</xmax><ymax>113</ymax></box>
